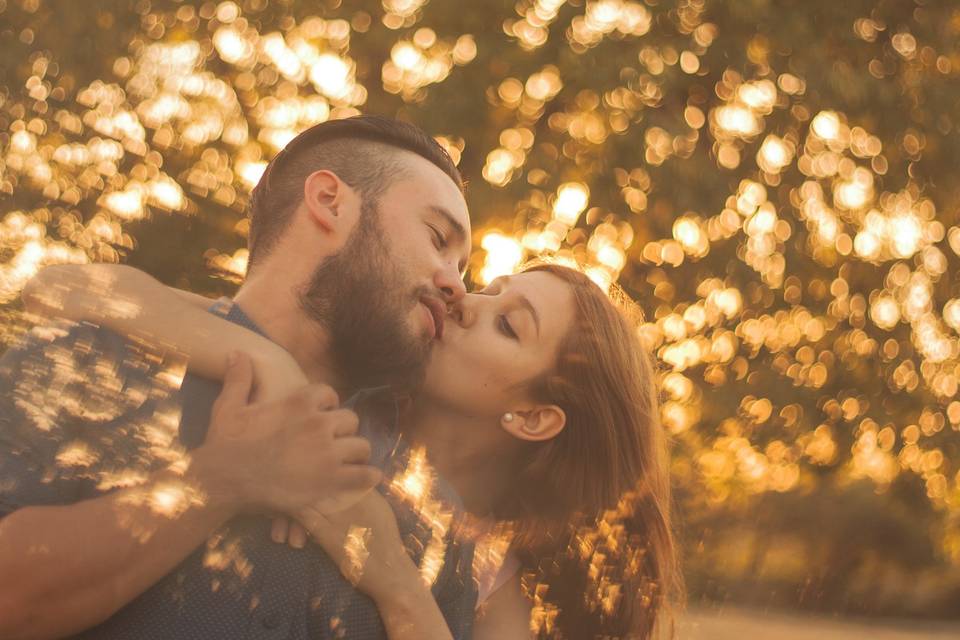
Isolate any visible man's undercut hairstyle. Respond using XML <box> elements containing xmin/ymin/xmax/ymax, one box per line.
<box><xmin>247</xmin><ymin>115</ymin><xmax>464</xmax><ymax>269</ymax></box>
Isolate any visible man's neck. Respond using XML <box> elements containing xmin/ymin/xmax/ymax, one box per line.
<box><xmin>232</xmin><ymin>276</ymin><xmax>342</xmax><ymax>389</ymax></box>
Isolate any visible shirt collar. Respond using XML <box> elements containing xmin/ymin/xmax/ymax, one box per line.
<box><xmin>209</xmin><ymin>296</ymin><xmax>267</xmax><ymax>337</ymax></box>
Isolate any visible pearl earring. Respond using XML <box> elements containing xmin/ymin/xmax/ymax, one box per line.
<box><xmin>503</xmin><ymin>412</ymin><xmax>515</xmax><ymax>423</ymax></box>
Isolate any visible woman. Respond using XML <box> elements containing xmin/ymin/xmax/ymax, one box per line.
<box><xmin>23</xmin><ymin>261</ymin><xmax>682</xmax><ymax>638</ymax></box>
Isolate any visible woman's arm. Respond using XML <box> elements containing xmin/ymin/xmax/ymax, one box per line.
<box><xmin>291</xmin><ymin>478</ymin><xmax>533</xmax><ymax>639</ymax></box>
<box><xmin>22</xmin><ymin>263</ymin><xmax>305</xmax><ymax>398</ymax></box>
<box><xmin>298</xmin><ymin>490</ymin><xmax>455</xmax><ymax>640</ymax></box>
<box><xmin>374</xmin><ymin>578</ymin><xmax>455</xmax><ymax>640</ymax></box>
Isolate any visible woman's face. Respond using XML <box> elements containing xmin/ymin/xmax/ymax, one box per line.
<box><xmin>420</xmin><ymin>270</ymin><xmax>576</xmax><ymax>419</ymax></box>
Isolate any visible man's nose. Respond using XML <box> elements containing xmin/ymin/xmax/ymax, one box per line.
<box><xmin>436</xmin><ymin>264</ymin><xmax>467</xmax><ymax>304</ymax></box>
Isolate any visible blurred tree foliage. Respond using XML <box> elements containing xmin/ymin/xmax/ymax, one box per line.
<box><xmin>1</xmin><ymin>0</ymin><xmax>959</xmax><ymax>623</ymax></box>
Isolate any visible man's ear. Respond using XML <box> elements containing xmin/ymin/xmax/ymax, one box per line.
<box><xmin>302</xmin><ymin>169</ymin><xmax>355</xmax><ymax>236</ymax></box>
<box><xmin>501</xmin><ymin>405</ymin><xmax>566</xmax><ymax>442</ymax></box>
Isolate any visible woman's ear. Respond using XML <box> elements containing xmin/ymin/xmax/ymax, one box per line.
<box><xmin>501</xmin><ymin>405</ymin><xmax>566</xmax><ymax>442</ymax></box>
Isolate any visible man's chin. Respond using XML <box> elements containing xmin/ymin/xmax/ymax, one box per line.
<box><xmin>379</xmin><ymin>335</ymin><xmax>432</xmax><ymax>391</ymax></box>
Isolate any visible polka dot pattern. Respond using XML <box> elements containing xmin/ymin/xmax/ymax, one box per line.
<box><xmin>0</xmin><ymin>303</ymin><xmax>478</xmax><ymax>638</ymax></box>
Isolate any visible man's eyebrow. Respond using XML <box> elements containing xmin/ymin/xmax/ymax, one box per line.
<box><xmin>429</xmin><ymin>205</ymin><xmax>469</xmax><ymax>271</ymax></box>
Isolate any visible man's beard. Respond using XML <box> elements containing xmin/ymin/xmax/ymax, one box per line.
<box><xmin>298</xmin><ymin>199</ymin><xmax>432</xmax><ymax>393</ymax></box>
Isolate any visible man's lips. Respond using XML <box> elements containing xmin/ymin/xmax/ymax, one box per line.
<box><xmin>420</xmin><ymin>296</ymin><xmax>446</xmax><ymax>339</ymax></box>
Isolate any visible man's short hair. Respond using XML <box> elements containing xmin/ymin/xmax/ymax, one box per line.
<box><xmin>247</xmin><ymin>115</ymin><xmax>464</xmax><ymax>268</ymax></box>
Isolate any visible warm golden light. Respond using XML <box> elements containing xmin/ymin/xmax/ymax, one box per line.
<box><xmin>714</xmin><ymin>104</ymin><xmax>760</xmax><ymax>137</ymax></box>
<box><xmin>3</xmin><ymin>2</ymin><xmax>959</xmax><ymax>629</ymax></box>
<box><xmin>757</xmin><ymin>135</ymin><xmax>793</xmax><ymax>173</ymax></box>
<box><xmin>811</xmin><ymin>110</ymin><xmax>842</xmax><ymax>140</ymax></box>
<box><xmin>479</xmin><ymin>232</ymin><xmax>524</xmax><ymax>285</ymax></box>
<box><xmin>552</xmin><ymin>182</ymin><xmax>589</xmax><ymax>226</ymax></box>
<box><xmin>309</xmin><ymin>54</ymin><xmax>354</xmax><ymax>101</ymax></box>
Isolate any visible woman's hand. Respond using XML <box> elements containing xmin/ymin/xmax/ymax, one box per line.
<box><xmin>297</xmin><ymin>490</ymin><xmax>421</xmax><ymax>603</ymax></box>
<box><xmin>273</xmin><ymin>491</ymin><xmax>457</xmax><ymax>640</ymax></box>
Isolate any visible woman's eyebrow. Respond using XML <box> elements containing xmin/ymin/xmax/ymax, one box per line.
<box><xmin>518</xmin><ymin>294</ymin><xmax>541</xmax><ymax>338</ymax></box>
<box><xmin>492</xmin><ymin>277</ymin><xmax>541</xmax><ymax>338</ymax></box>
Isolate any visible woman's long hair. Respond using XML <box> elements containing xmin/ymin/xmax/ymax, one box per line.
<box><xmin>493</xmin><ymin>262</ymin><xmax>683</xmax><ymax>638</ymax></box>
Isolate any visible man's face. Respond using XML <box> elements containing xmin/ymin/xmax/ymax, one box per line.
<box><xmin>299</xmin><ymin>152</ymin><xmax>471</xmax><ymax>391</ymax></box>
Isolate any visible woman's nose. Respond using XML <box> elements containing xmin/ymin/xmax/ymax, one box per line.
<box><xmin>449</xmin><ymin>294</ymin><xmax>482</xmax><ymax>328</ymax></box>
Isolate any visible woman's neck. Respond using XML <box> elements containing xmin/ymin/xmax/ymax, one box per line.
<box><xmin>403</xmin><ymin>402</ymin><xmax>520</xmax><ymax>517</ymax></box>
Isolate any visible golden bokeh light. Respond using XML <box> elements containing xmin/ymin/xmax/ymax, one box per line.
<box><xmin>3</xmin><ymin>0</ymin><xmax>960</xmax><ymax>628</ymax></box>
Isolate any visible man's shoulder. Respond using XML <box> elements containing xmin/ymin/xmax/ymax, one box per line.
<box><xmin>0</xmin><ymin>318</ymin><xmax>185</xmax><ymax>456</ymax></box>
<box><xmin>3</xmin><ymin>318</ymin><xmax>132</xmax><ymax>367</ymax></box>
<box><xmin>2</xmin><ymin>317</ymin><xmax>177</xmax><ymax>373</ymax></box>
<box><xmin>0</xmin><ymin>319</ymin><xmax>189</xmax><ymax>510</ymax></box>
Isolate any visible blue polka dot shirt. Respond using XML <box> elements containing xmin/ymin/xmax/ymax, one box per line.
<box><xmin>0</xmin><ymin>300</ymin><xmax>477</xmax><ymax>639</ymax></box>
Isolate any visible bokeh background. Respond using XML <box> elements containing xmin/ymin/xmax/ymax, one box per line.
<box><xmin>1</xmin><ymin>0</ymin><xmax>959</xmax><ymax>636</ymax></box>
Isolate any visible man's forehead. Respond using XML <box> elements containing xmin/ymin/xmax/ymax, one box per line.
<box><xmin>401</xmin><ymin>154</ymin><xmax>467</xmax><ymax>207</ymax></box>
<box><xmin>387</xmin><ymin>155</ymin><xmax>471</xmax><ymax>232</ymax></box>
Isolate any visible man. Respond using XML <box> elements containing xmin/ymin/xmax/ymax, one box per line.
<box><xmin>0</xmin><ymin>115</ymin><xmax>474</xmax><ymax>638</ymax></box>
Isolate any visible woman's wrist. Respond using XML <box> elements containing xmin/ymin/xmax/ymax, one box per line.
<box><xmin>367</xmin><ymin>551</ymin><xmax>427</xmax><ymax>604</ymax></box>
<box><xmin>377</xmin><ymin>577</ymin><xmax>430</xmax><ymax>610</ymax></box>
<box><xmin>375</xmin><ymin>573</ymin><xmax>453</xmax><ymax>640</ymax></box>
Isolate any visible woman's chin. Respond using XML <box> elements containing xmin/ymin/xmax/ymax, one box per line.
<box><xmin>419</xmin><ymin>366</ymin><xmax>460</xmax><ymax>400</ymax></box>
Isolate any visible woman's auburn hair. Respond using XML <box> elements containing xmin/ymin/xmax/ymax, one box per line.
<box><xmin>495</xmin><ymin>262</ymin><xmax>683</xmax><ymax>637</ymax></box>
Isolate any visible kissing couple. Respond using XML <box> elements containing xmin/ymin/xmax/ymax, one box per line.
<box><xmin>0</xmin><ymin>115</ymin><xmax>679</xmax><ymax>639</ymax></box>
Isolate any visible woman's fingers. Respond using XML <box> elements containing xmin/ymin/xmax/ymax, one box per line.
<box><xmin>270</xmin><ymin>516</ymin><xmax>289</xmax><ymax>544</ymax></box>
<box><xmin>271</xmin><ymin>515</ymin><xmax>313</xmax><ymax>549</ymax></box>
<box><xmin>288</xmin><ymin>522</ymin><xmax>308</xmax><ymax>549</ymax></box>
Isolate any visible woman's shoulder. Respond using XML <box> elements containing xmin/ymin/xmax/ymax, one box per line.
<box><xmin>475</xmin><ymin>546</ymin><xmax>522</xmax><ymax>610</ymax></box>
<box><xmin>472</xmin><ymin>555</ymin><xmax>532</xmax><ymax>639</ymax></box>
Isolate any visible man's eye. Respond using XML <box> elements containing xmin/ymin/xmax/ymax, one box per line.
<box><xmin>429</xmin><ymin>225</ymin><xmax>448</xmax><ymax>249</ymax></box>
<box><xmin>499</xmin><ymin>315</ymin><xmax>518</xmax><ymax>340</ymax></box>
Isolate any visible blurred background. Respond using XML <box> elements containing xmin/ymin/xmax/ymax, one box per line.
<box><xmin>1</xmin><ymin>0</ymin><xmax>959</xmax><ymax>637</ymax></box>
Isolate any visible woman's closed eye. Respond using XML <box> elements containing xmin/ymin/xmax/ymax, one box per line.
<box><xmin>498</xmin><ymin>314</ymin><xmax>519</xmax><ymax>340</ymax></box>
